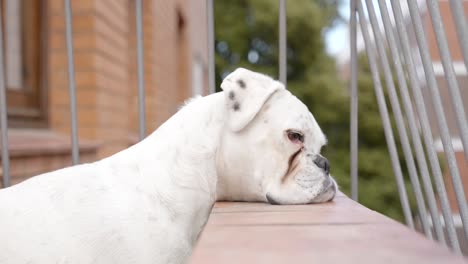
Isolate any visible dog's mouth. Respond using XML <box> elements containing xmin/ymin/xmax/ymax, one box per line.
<box><xmin>310</xmin><ymin>178</ymin><xmax>337</xmax><ymax>203</ymax></box>
<box><xmin>281</xmin><ymin>149</ymin><xmax>302</xmax><ymax>183</ymax></box>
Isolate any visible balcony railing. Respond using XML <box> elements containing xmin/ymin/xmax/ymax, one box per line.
<box><xmin>349</xmin><ymin>0</ymin><xmax>468</xmax><ymax>254</ymax></box>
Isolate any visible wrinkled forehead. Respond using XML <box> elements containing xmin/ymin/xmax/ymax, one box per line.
<box><xmin>306</xmin><ymin>113</ymin><xmax>327</xmax><ymax>151</ymax></box>
<box><xmin>267</xmin><ymin>91</ymin><xmax>327</xmax><ymax>147</ymax></box>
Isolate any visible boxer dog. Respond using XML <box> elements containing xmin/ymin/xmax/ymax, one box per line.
<box><xmin>0</xmin><ymin>68</ymin><xmax>336</xmax><ymax>264</ymax></box>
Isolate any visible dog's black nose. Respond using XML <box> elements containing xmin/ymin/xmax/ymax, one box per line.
<box><xmin>313</xmin><ymin>155</ymin><xmax>330</xmax><ymax>174</ymax></box>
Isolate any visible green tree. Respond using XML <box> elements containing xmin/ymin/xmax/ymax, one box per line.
<box><xmin>214</xmin><ymin>0</ymin><xmax>415</xmax><ymax>222</ymax></box>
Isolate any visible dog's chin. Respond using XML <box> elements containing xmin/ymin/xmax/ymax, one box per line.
<box><xmin>265</xmin><ymin>177</ymin><xmax>337</xmax><ymax>205</ymax></box>
<box><xmin>308</xmin><ymin>178</ymin><xmax>337</xmax><ymax>203</ymax></box>
<box><xmin>265</xmin><ymin>193</ymin><xmax>282</xmax><ymax>205</ymax></box>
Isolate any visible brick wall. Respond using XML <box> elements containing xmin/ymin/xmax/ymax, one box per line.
<box><xmin>1</xmin><ymin>0</ymin><xmax>209</xmax><ymax>186</ymax></box>
<box><xmin>151</xmin><ymin>0</ymin><xmax>185</xmax><ymax>128</ymax></box>
<box><xmin>47</xmin><ymin>0</ymin><xmax>209</xmax><ymax>158</ymax></box>
<box><xmin>420</xmin><ymin>1</ymin><xmax>468</xmax><ymax>214</ymax></box>
<box><xmin>425</xmin><ymin>0</ymin><xmax>468</xmax><ymax>62</ymax></box>
<box><xmin>94</xmin><ymin>0</ymin><xmax>132</xmax><ymax>156</ymax></box>
<box><xmin>49</xmin><ymin>0</ymin><xmax>133</xmax><ymax>157</ymax></box>
<box><xmin>421</xmin><ymin>1</ymin><xmax>468</xmax><ymax>139</ymax></box>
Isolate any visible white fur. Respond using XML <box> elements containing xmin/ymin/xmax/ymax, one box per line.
<box><xmin>0</xmin><ymin>68</ymin><xmax>336</xmax><ymax>263</ymax></box>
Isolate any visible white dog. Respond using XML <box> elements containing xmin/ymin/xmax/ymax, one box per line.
<box><xmin>0</xmin><ymin>68</ymin><xmax>336</xmax><ymax>264</ymax></box>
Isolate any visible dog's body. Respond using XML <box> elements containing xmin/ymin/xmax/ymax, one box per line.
<box><xmin>0</xmin><ymin>69</ymin><xmax>336</xmax><ymax>264</ymax></box>
<box><xmin>0</xmin><ymin>93</ymin><xmax>223</xmax><ymax>264</ymax></box>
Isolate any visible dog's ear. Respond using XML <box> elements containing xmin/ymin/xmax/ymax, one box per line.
<box><xmin>220</xmin><ymin>68</ymin><xmax>284</xmax><ymax>132</ymax></box>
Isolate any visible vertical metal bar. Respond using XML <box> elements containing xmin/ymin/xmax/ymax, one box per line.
<box><xmin>391</xmin><ymin>0</ymin><xmax>459</xmax><ymax>252</ymax></box>
<box><xmin>278</xmin><ymin>0</ymin><xmax>287</xmax><ymax>86</ymax></box>
<box><xmin>378</xmin><ymin>0</ymin><xmax>446</xmax><ymax>244</ymax></box>
<box><xmin>449</xmin><ymin>0</ymin><xmax>468</xmax><ymax>80</ymax></box>
<box><xmin>426</xmin><ymin>0</ymin><xmax>468</xmax><ymax>159</ymax></box>
<box><xmin>350</xmin><ymin>0</ymin><xmax>358</xmax><ymax>202</ymax></box>
<box><xmin>364</xmin><ymin>0</ymin><xmax>432</xmax><ymax>238</ymax></box>
<box><xmin>0</xmin><ymin>3</ymin><xmax>10</xmax><ymax>188</ymax></box>
<box><xmin>394</xmin><ymin>1</ymin><xmax>460</xmax><ymax>252</ymax></box>
<box><xmin>136</xmin><ymin>0</ymin><xmax>146</xmax><ymax>140</ymax></box>
<box><xmin>207</xmin><ymin>0</ymin><xmax>216</xmax><ymax>94</ymax></box>
<box><xmin>357</xmin><ymin>1</ymin><xmax>414</xmax><ymax>229</ymax></box>
<box><xmin>407</xmin><ymin>0</ymin><xmax>468</xmax><ymax>245</ymax></box>
<box><xmin>64</xmin><ymin>0</ymin><xmax>79</xmax><ymax>165</ymax></box>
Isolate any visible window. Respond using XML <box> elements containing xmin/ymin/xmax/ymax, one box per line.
<box><xmin>3</xmin><ymin>0</ymin><xmax>47</xmax><ymax>127</ymax></box>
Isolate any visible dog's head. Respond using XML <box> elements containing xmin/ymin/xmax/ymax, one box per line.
<box><xmin>216</xmin><ymin>68</ymin><xmax>337</xmax><ymax>205</ymax></box>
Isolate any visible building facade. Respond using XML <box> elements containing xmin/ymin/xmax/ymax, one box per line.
<box><xmin>0</xmin><ymin>0</ymin><xmax>210</xmax><ymax>185</ymax></box>
<box><xmin>420</xmin><ymin>0</ymin><xmax>468</xmax><ymax>213</ymax></box>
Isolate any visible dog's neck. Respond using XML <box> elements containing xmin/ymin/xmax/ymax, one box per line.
<box><xmin>106</xmin><ymin>92</ymin><xmax>226</xmax><ymax>243</ymax></box>
<box><xmin>148</xmin><ymin>93</ymin><xmax>226</xmax><ymax>194</ymax></box>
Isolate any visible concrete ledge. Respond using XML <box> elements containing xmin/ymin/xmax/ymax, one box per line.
<box><xmin>0</xmin><ymin>129</ymin><xmax>98</xmax><ymax>158</ymax></box>
<box><xmin>0</xmin><ymin>129</ymin><xmax>99</xmax><ymax>186</ymax></box>
<box><xmin>189</xmin><ymin>193</ymin><xmax>468</xmax><ymax>263</ymax></box>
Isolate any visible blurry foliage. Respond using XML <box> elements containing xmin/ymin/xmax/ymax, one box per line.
<box><xmin>214</xmin><ymin>0</ymin><xmax>418</xmax><ymax>222</ymax></box>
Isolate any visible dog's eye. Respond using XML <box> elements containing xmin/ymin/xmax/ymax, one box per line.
<box><xmin>287</xmin><ymin>131</ymin><xmax>304</xmax><ymax>144</ymax></box>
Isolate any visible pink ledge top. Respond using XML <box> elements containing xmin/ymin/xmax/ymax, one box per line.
<box><xmin>189</xmin><ymin>192</ymin><xmax>468</xmax><ymax>264</ymax></box>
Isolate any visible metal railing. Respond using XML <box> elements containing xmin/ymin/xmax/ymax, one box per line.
<box><xmin>135</xmin><ymin>0</ymin><xmax>147</xmax><ymax>141</ymax></box>
<box><xmin>0</xmin><ymin>0</ymin><xmax>154</xmax><ymax>175</ymax></box>
<box><xmin>0</xmin><ymin>0</ymin><xmax>236</xmax><ymax>186</ymax></box>
<box><xmin>0</xmin><ymin>0</ymin><xmax>467</xmax><ymax>256</ymax></box>
<box><xmin>64</xmin><ymin>0</ymin><xmax>79</xmax><ymax>165</ymax></box>
<box><xmin>0</xmin><ymin>0</ymin><xmax>9</xmax><ymax>188</ymax></box>
<box><xmin>350</xmin><ymin>0</ymin><xmax>468</xmax><ymax>254</ymax></box>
